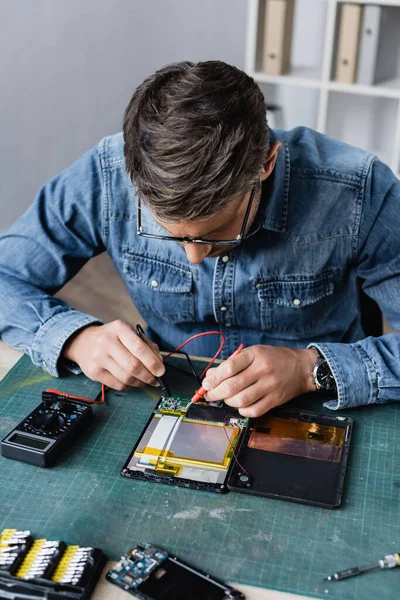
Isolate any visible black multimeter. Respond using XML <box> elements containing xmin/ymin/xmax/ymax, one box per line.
<box><xmin>1</xmin><ymin>391</ymin><xmax>93</xmax><ymax>467</ymax></box>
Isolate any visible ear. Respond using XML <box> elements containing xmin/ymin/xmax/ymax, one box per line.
<box><xmin>260</xmin><ymin>141</ymin><xmax>282</xmax><ymax>182</ymax></box>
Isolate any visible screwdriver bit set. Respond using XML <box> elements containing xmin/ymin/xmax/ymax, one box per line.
<box><xmin>0</xmin><ymin>528</ymin><xmax>106</xmax><ymax>599</ymax></box>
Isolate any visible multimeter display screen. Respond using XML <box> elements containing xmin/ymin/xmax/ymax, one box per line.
<box><xmin>9</xmin><ymin>433</ymin><xmax>49</xmax><ymax>450</ymax></box>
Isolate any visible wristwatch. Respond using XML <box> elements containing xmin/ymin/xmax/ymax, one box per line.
<box><xmin>311</xmin><ymin>349</ymin><xmax>337</xmax><ymax>392</ymax></box>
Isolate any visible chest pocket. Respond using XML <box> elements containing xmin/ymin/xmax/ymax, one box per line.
<box><xmin>123</xmin><ymin>252</ymin><xmax>195</xmax><ymax>324</ymax></box>
<box><xmin>255</xmin><ymin>273</ymin><xmax>334</xmax><ymax>338</ymax></box>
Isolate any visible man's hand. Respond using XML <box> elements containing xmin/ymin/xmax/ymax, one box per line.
<box><xmin>202</xmin><ymin>345</ymin><xmax>317</xmax><ymax>417</ymax></box>
<box><xmin>62</xmin><ymin>320</ymin><xmax>165</xmax><ymax>390</ymax></box>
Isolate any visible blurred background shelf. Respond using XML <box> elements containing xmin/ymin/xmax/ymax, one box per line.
<box><xmin>246</xmin><ymin>0</ymin><xmax>400</xmax><ymax>178</ymax></box>
<box><xmin>252</xmin><ymin>66</ymin><xmax>322</xmax><ymax>87</ymax></box>
<box><xmin>328</xmin><ymin>79</ymin><xmax>400</xmax><ymax>99</ymax></box>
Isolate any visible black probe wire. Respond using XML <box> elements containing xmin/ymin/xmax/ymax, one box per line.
<box><xmin>163</xmin><ymin>352</ymin><xmax>201</xmax><ymax>384</ymax></box>
<box><xmin>135</xmin><ymin>324</ymin><xmax>201</xmax><ymax>393</ymax></box>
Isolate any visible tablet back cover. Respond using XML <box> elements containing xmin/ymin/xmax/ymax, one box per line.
<box><xmin>227</xmin><ymin>409</ymin><xmax>353</xmax><ymax>508</ymax></box>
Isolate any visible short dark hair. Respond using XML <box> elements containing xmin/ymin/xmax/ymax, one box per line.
<box><xmin>123</xmin><ymin>60</ymin><xmax>269</xmax><ymax>222</ymax></box>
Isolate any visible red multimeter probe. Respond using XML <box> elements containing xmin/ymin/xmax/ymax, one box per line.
<box><xmin>191</xmin><ymin>344</ymin><xmax>244</xmax><ymax>403</ymax></box>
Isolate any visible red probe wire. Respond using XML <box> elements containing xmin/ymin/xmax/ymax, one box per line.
<box><xmin>163</xmin><ymin>330</ymin><xmax>226</xmax><ymax>378</ymax></box>
<box><xmin>45</xmin><ymin>385</ymin><xmax>105</xmax><ymax>405</ymax></box>
<box><xmin>191</xmin><ymin>343</ymin><xmax>244</xmax><ymax>403</ymax></box>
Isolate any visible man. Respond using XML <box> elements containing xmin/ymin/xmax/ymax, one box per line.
<box><xmin>0</xmin><ymin>60</ymin><xmax>399</xmax><ymax>417</ymax></box>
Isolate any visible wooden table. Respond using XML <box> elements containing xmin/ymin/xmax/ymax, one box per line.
<box><xmin>0</xmin><ymin>340</ymin><xmax>309</xmax><ymax>600</ymax></box>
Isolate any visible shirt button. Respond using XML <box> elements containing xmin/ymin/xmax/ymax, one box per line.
<box><xmin>220</xmin><ymin>306</ymin><xmax>228</xmax><ymax>311</ymax></box>
<box><xmin>151</xmin><ymin>280</ymin><xmax>159</xmax><ymax>288</ymax></box>
<box><xmin>222</xmin><ymin>255</ymin><xmax>229</xmax><ymax>263</ymax></box>
<box><xmin>293</xmin><ymin>298</ymin><xmax>301</xmax><ymax>306</ymax></box>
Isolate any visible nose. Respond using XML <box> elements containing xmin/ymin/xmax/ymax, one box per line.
<box><xmin>184</xmin><ymin>243</ymin><xmax>213</xmax><ymax>264</ymax></box>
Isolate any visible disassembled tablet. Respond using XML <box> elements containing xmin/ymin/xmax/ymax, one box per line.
<box><xmin>122</xmin><ymin>389</ymin><xmax>353</xmax><ymax>507</ymax></box>
<box><xmin>122</xmin><ymin>396</ymin><xmax>249</xmax><ymax>493</ymax></box>
<box><xmin>106</xmin><ymin>542</ymin><xmax>244</xmax><ymax>599</ymax></box>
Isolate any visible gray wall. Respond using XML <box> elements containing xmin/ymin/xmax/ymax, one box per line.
<box><xmin>0</xmin><ymin>0</ymin><xmax>247</xmax><ymax>233</ymax></box>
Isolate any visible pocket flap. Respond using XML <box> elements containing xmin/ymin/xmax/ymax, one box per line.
<box><xmin>255</xmin><ymin>274</ymin><xmax>334</xmax><ymax>308</ymax></box>
<box><xmin>124</xmin><ymin>253</ymin><xmax>192</xmax><ymax>293</ymax></box>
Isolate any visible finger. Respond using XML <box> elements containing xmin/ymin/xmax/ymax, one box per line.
<box><xmin>140</xmin><ymin>330</ymin><xmax>163</xmax><ymax>359</ymax></box>
<box><xmin>148</xmin><ymin>338</ymin><xmax>163</xmax><ymax>358</ymax></box>
<box><xmin>135</xmin><ymin>327</ymin><xmax>163</xmax><ymax>360</ymax></box>
<box><xmin>104</xmin><ymin>357</ymin><xmax>152</xmax><ymax>389</ymax></box>
<box><xmin>222</xmin><ymin>381</ymin><xmax>266</xmax><ymax>409</ymax></box>
<box><xmin>202</xmin><ymin>350</ymin><xmax>253</xmax><ymax>391</ymax></box>
<box><xmin>109</xmin><ymin>340</ymin><xmax>159</xmax><ymax>386</ymax></box>
<box><xmin>238</xmin><ymin>396</ymin><xmax>275</xmax><ymax>418</ymax></box>
<box><xmin>204</xmin><ymin>369</ymin><xmax>260</xmax><ymax>402</ymax></box>
<box><xmin>117</xmin><ymin>324</ymin><xmax>165</xmax><ymax>377</ymax></box>
<box><xmin>90</xmin><ymin>369</ymin><xmax>132</xmax><ymax>392</ymax></box>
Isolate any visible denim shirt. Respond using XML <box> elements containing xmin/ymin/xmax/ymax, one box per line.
<box><xmin>1</xmin><ymin>127</ymin><xmax>399</xmax><ymax>411</ymax></box>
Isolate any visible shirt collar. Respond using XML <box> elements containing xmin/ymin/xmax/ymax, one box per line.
<box><xmin>261</xmin><ymin>129</ymin><xmax>289</xmax><ymax>234</ymax></box>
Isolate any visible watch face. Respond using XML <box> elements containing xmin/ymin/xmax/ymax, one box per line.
<box><xmin>317</xmin><ymin>362</ymin><xmax>336</xmax><ymax>391</ymax></box>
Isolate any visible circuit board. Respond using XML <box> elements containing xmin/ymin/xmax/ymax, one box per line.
<box><xmin>122</xmin><ymin>395</ymin><xmax>249</xmax><ymax>492</ymax></box>
<box><xmin>106</xmin><ymin>542</ymin><xmax>244</xmax><ymax>599</ymax></box>
<box><xmin>107</xmin><ymin>543</ymin><xmax>168</xmax><ymax>592</ymax></box>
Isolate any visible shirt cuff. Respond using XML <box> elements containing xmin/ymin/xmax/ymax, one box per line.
<box><xmin>30</xmin><ymin>309</ymin><xmax>103</xmax><ymax>377</ymax></box>
<box><xmin>307</xmin><ymin>341</ymin><xmax>378</xmax><ymax>410</ymax></box>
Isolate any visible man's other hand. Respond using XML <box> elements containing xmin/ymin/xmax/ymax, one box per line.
<box><xmin>201</xmin><ymin>345</ymin><xmax>317</xmax><ymax>417</ymax></box>
<box><xmin>62</xmin><ymin>320</ymin><xmax>165</xmax><ymax>390</ymax></box>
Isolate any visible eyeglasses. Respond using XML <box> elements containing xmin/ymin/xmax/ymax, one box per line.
<box><xmin>137</xmin><ymin>184</ymin><xmax>257</xmax><ymax>246</ymax></box>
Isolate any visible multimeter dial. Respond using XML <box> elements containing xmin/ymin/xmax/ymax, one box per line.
<box><xmin>30</xmin><ymin>413</ymin><xmax>66</xmax><ymax>432</ymax></box>
<box><xmin>22</xmin><ymin>400</ymin><xmax>87</xmax><ymax>436</ymax></box>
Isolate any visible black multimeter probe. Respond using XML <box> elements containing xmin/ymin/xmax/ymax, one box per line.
<box><xmin>135</xmin><ymin>324</ymin><xmax>172</xmax><ymax>397</ymax></box>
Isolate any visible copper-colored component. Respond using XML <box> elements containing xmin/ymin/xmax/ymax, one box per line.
<box><xmin>248</xmin><ymin>416</ymin><xmax>346</xmax><ymax>463</ymax></box>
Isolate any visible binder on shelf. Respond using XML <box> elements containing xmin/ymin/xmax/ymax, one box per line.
<box><xmin>356</xmin><ymin>5</ymin><xmax>381</xmax><ymax>86</ymax></box>
<box><xmin>373</xmin><ymin>6</ymin><xmax>400</xmax><ymax>86</ymax></box>
<box><xmin>356</xmin><ymin>5</ymin><xmax>400</xmax><ymax>86</ymax></box>
<box><xmin>335</xmin><ymin>3</ymin><xmax>363</xmax><ymax>84</ymax></box>
<box><xmin>262</xmin><ymin>0</ymin><xmax>295</xmax><ymax>76</ymax></box>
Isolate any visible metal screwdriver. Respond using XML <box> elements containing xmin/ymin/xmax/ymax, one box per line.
<box><xmin>324</xmin><ymin>552</ymin><xmax>400</xmax><ymax>581</ymax></box>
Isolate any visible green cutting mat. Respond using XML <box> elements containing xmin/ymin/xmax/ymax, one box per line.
<box><xmin>0</xmin><ymin>355</ymin><xmax>399</xmax><ymax>600</ymax></box>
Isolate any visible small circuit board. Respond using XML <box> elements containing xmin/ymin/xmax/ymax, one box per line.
<box><xmin>159</xmin><ymin>395</ymin><xmax>248</xmax><ymax>428</ymax></box>
<box><xmin>157</xmin><ymin>395</ymin><xmax>192</xmax><ymax>417</ymax></box>
<box><xmin>106</xmin><ymin>542</ymin><xmax>244</xmax><ymax>599</ymax></box>
<box><xmin>106</xmin><ymin>543</ymin><xmax>168</xmax><ymax>592</ymax></box>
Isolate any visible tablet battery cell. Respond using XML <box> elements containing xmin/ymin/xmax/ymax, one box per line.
<box><xmin>133</xmin><ymin>416</ymin><xmax>237</xmax><ymax>470</ymax></box>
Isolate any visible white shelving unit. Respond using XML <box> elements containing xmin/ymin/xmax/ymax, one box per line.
<box><xmin>245</xmin><ymin>0</ymin><xmax>400</xmax><ymax>177</ymax></box>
